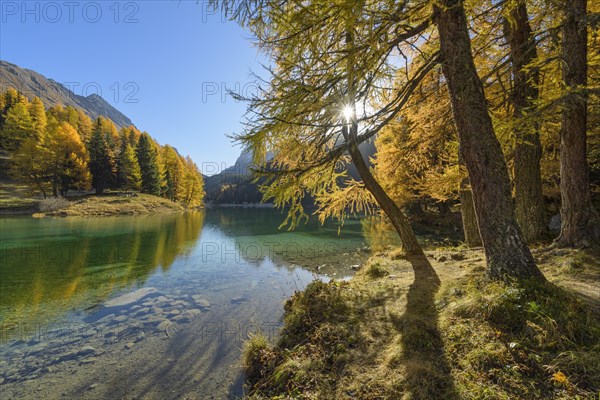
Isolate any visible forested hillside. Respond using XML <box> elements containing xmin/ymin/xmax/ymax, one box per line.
<box><xmin>0</xmin><ymin>88</ymin><xmax>204</xmax><ymax>207</ymax></box>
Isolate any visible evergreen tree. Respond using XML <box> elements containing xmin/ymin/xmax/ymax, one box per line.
<box><xmin>136</xmin><ymin>133</ymin><xmax>161</xmax><ymax>195</ymax></box>
<box><xmin>88</xmin><ymin>119</ymin><xmax>115</xmax><ymax>194</ymax></box>
<box><xmin>116</xmin><ymin>140</ymin><xmax>141</xmax><ymax>192</ymax></box>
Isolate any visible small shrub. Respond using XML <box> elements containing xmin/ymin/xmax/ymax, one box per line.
<box><xmin>38</xmin><ymin>197</ymin><xmax>69</xmax><ymax>212</ymax></box>
<box><xmin>362</xmin><ymin>262</ymin><xmax>390</xmax><ymax>279</ymax></box>
<box><xmin>281</xmin><ymin>280</ymin><xmax>348</xmax><ymax>348</ymax></box>
<box><xmin>242</xmin><ymin>333</ymin><xmax>275</xmax><ymax>383</ymax></box>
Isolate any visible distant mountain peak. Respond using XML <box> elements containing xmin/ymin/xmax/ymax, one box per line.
<box><xmin>0</xmin><ymin>60</ymin><xmax>134</xmax><ymax>129</ymax></box>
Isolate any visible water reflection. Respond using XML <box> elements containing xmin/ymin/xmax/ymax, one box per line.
<box><xmin>0</xmin><ymin>212</ymin><xmax>205</xmax><ymax>330</ymax></box>
<box><xmin>204</xmin><ymin>208</ymin><xmax>401</xmax><ymax>271</ymax></box>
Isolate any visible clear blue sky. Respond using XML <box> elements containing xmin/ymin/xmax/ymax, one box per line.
<box><xmin>0</xmin><ymin>0</ymin><xmax>264</xmax><ymax>174</ymax></box>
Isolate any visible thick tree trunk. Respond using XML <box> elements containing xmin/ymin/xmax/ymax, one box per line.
<box><xmin>434</xmin><ymin>0</ymin><xmax>544</xmax><ymax>281</ymax></box>
<box><xmin>459</xmin><ymin>180</ymin><xmax>482</xmax><ymax>247</ymax></box>
<box><xmin>347</xmin><ymin>136</ymin><xmax>424</xmax><ymax>256</ymax></box>
<box><xmin>505</xmin><ymin>0</ymin><xmax>547</xmax><ymax>242</ymax></box>
<box><xmin>557</xmin><ymin>0</ymin><xmax>600</xmax><ymax>247</ymax></box>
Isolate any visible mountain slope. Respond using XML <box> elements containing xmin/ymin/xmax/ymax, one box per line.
<box><xmin>204</xmin><ymin>142</ymin><xmax>377</xmax><ymax>205</ymax></box>
<box><xmin>0</xmin><ymin>60</ymin><xmax>133</xmax><ymax>128</ymax></box>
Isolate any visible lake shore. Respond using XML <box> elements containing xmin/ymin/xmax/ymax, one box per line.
<box><xmin>42</xmin><ymin>194</ymin><xmax>186</xmax><ymax>217</ymax></box>
<box><xmin>0</xmin><ymin>194</ymin><xmax>188</xmax><ymax>217</ymax></box>
<box><xmin>242</xmin><ymin>245</ymin><xmax>600</xmax><ymax>399</ymax></box>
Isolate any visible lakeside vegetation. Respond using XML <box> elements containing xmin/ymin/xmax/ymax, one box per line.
<box><xmin>40</xmin><ymin>193</ymin><xmax>185</xmax><ymax>217</ymax></box>
<box><xmin>242</xmin><ymin>246</ymin><xmax>599</xmax><ymax>399</ymax></box>
<box><xmin>0</xmin><ymin>88</ymin><xmax>204</xmax><ymax>212</ymax></box>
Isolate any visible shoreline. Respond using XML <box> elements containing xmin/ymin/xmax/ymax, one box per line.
<box><xmin>242</xmin><ymin>245</ymin><xmax>600</xmax><ymax>399</ymax></box>
<box><xmin>0</xmin><ymin>194</ymin><xmax>191</xmax><ymax>217</ymax></box>
<box><xmin>205</xmin><ymin>202</ymin><xmax>275</xmax><ymax>209</ymax></box>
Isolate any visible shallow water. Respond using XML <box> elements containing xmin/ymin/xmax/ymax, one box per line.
<box><xmin>0</xmin><ymin>208</ymin><xmax>400</xmax><ymax>398</ymax></box>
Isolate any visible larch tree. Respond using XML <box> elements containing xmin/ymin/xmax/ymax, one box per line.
<box><xmin>1</xmin><ymin>100</ymin><xmax>34</xmax><ymax>152</ymax></box>
<box><xmin>162</xmin><ymin>145</ymin><xmax>185</xmax><ymax>202</ymax></box>
<box><xmin>75</xmin><ymin>110</ymin><xmax>93</xmax><ymax>143</ymax></box>
<box><xmin>556</xmin><ymin>0</ymin><xmax>600</xmax><ymax>247</ymax></box>
<box><xmin>181</xmin><ymin>156</ymin><xmax>205</xmax><ymax>207</ymax></box>
<box><xmin>29</xmin><ymin>97</ymin><xmax>47</xmax><ymax>140</ymax></box>
<box><xmin>504</xmin><ymin>0</ymin><xmax>547</xmax><ymax>242</ymax></box>
<box><xmin>218</xmin><ymin>0</ymin><xmax>439</xmax><ymax>255</ymax></box>
<box><xmin>46</xmin><ymin>122</ymin><xmax>91</xmax><ymax>196</ymax></box>
<box><xmin>12</xmin><ymin>134</ymin><xmax>52</xmax><ymax>198</ymax></box>
<box><xmin>434</xmin><ymin>0</ymin><xmax>545</xmax><ymax>280</ymax></box>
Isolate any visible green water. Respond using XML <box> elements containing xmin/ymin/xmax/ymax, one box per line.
<box><xmin>0</xmin><ymin>208</ymin><xmax>401</xmax><ymax>398</ymax></box>
<box><xmin>0</xmin><ymin>209</ymin><xmax>399</xmax><ymax>329</ymax></box>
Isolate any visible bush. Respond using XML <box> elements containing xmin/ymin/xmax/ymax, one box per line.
<box><xmin>38</xmin><ymin>197</ymin><xmax>69</xmax><ymax>212</ymax></box>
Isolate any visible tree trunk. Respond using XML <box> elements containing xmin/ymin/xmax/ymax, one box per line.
<box><xmin>434</xmin><ymin>0</ymin><xmax>544</xmax><ymax>281</ymax></box>
<box><xmin>557</xmin><ymin>0</ymin><xmax>600</xmax><ymax>247</ymax></box>
<box><xmin>505</xmin><ymin>0</ymin><xmax>547</xmax><ymax>242</ymax></box>
<box><xmin>459</xmin><ymin>181</ymin><xmax>482</xmax><ymax>246</ymax></box>
<box><xmin>347</xmin><ymin>137</ymin><xmax>424</xmax><ymax>256</ymax></box>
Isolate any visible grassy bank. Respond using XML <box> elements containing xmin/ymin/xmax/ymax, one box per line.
<box><xmin>40</xmin><ymin>194</ymin><xmax>185</xmax><ymax>216</ymax></box>
<box><xmin>243</xmin><ymin>246</ymin><xmax>600</xmax><ymax>399</ymax></box>
<box><xmin>0</xmin><ymin>182</ymin><xmax>41</xmax><ymax>214</ymax></box>
<box><xmin>0</xmin><ymin>180</ymin><xmax>187</xmax><ymax>216</ymax></box>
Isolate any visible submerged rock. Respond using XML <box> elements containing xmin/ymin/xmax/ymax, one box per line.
<box><xmin>103</xmin><ymin>287</ymin><xmax>158</xmax><ymax>308</ymax></box>
<box><xmin>192</xmin><ymin>296</ymin><xmax>211</xmax><ymax>308</ymax></box>
<box><xmin>113</xmin><ymin>315</ymin><xmax>128</xmax><ymax>323</ymax></box>
<box><xmin>177</xmin><ymin>309</ymin><xmax>202</xmax><ymax>323</ymax></box>
<box><xmin>135</xmin><ymin>332</ymin><xmax>146</xmax><ymax>342</ymax></box>
<box><xmin>156</xmin><ymin>320</ymin><xmax>172</xmax><ymax>332</ymax></box>
<box><xmin>231</xmin><ymin>296</ymin><xmax>248</xmax><ymax>304</ymax></box>
<box><xmin>77</xmin><ymin>346</ymin><xmax>96</xmax><ymax>356</ymax></box>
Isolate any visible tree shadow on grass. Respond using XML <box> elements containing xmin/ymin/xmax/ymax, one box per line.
<box><xmin>391</xmin><ymin>255</ymin><xmax>459</xmax><ymax>400</ymax></box>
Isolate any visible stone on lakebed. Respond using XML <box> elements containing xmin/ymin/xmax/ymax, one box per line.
<box><xmin>103</xmin><ymin>287</ymin><xmax>159</xmax><ymax>308</ymax></box>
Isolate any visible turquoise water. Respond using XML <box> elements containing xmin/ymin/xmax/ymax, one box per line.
<box><xmin>0</xmin><ymin>208</ymin><xmax>400</xmax><ymax>398</ymax></box>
